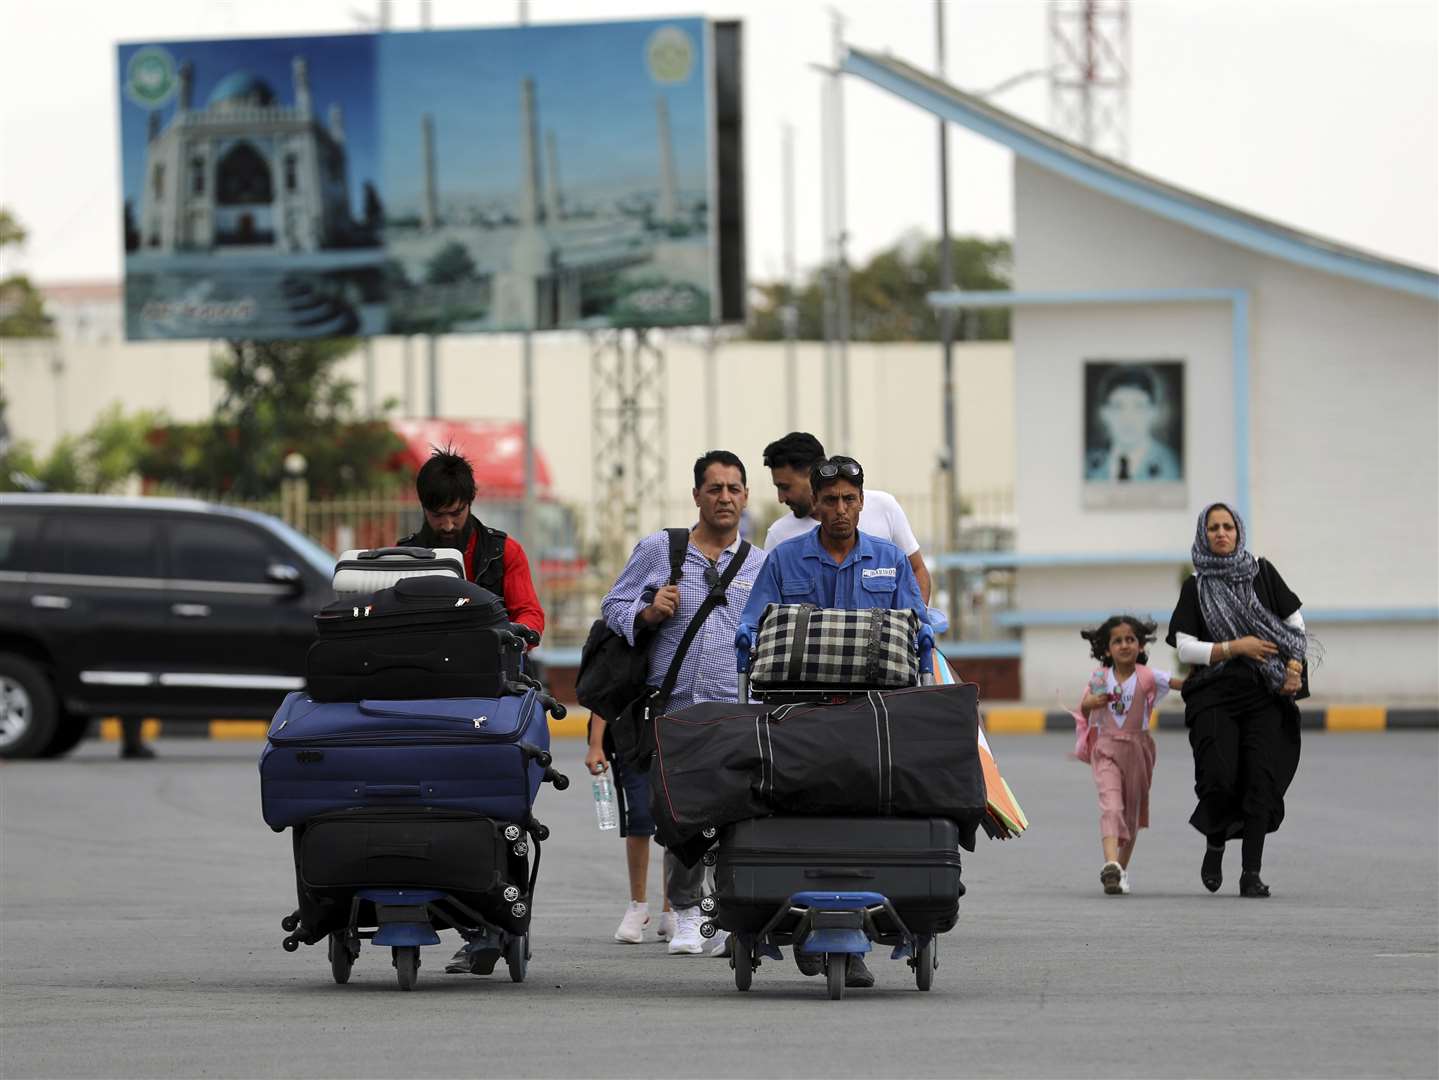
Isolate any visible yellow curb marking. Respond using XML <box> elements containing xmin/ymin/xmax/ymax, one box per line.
<box><xmin>984</xmin><ymin>709</ymin><xmax>1046</xmax><ymax>734</ymax></box>
<box><xmin>98</xmin><ymin>718</ymin><xmax>161</xmax><ymax>741</ymax></box>
<box><xmin>1325</xmin><ymin>706</ymin><xmax>1385</xmax><ymax>732</ymax></box>
<box><xmin>549</xmin><ymin>712</ymin><xmax>589</xmax><ymax>740</ymax></box>
<box><xmin>211</xmin><ymin>720</ymin><xmax>272</xmax><ymax>740</ymax></box>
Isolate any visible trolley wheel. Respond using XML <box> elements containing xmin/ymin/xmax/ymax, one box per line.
<box><xmin>732</xmin><ymin>936</ymin><xmax>753</xmax><ymax>992</ymax></box>
<box><xmin>281</xmin><ymin>914</ymin><xmax>300</xmax><ymax>932</ymax></box>
<box><xmin>915</xmin><ymin>936</ymin><xmax>936</xmax><ymax>992</ymax></box>
<box><xmin>506</xmin><ymin>932</ymin><xmax>529</xmax><ymax>984</ymax></box>
<box><xmin>393</xmin><ymin>946</ymin><xmax>419</xmax><ymax>991</ymax></box>
<box><xmin>329</xmin><ymin>932</ymin><xmax>355</xmax><ymax>985</ymax></box>
<box><xmin>826</xmin><ymin>954</ymin><xmax>847</xmax><ymax>1000</ymax></box>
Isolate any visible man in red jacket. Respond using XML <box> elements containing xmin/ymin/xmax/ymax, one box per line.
<box><xmin>398</xmin><ymin>447</ymin><xmax>546</xmax><ymax>639</ymax></box>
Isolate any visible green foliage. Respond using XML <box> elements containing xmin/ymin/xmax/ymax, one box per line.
<box><xmin>1</xmin><ymin>403</ymin><xmax>162</xmax><ymax>493</ymax></box>
<box><xmin>0</xmin><ymin>207</ymin><xmax>54</xmax><ymax>339</ymax></box>
<box><xmin>747</xmin><ymin>232</ymin><xmax>1011</xmax><ymax>342</ymax></box>
<box><xmin>138</xmin><ymin>339</ymin><xmax>406</xmax><ymax>498</ymax></box>
<box><xmin>425</xmin><ymin>241</ymin><xmax>479</xmax><ymax>286</ymax></box>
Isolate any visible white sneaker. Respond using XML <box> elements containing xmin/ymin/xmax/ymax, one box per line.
<box><xmin>614</xmin><ymin>901</ymin><xmax>650</xmax><ymax>943</ymax></box>
<box><xmin>707</xmin><ymin>929</ymin><xmax>731</xmax><ymax>957</ymax></box>
<box><xmin>656</xmin><ymin>910</ymin><xmax>677</xmax><ymax>941</ymax></box>
<box><xmin>667</xmin><ymin>906</ymin><xmax>705</xmax><ymax>955</ymax></box>
<box><xmin>1118</xmin><ymin>868</ymin><xmax>1131</xmax><ymax>895</ymax></box>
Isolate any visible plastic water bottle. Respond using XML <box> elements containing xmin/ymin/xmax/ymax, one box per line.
<box><xmin>593</xmin><ymin>772</ymin><xmax>619</xmax><ymax>831</ymax></box>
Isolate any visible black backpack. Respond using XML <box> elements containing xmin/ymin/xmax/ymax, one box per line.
<box><xmin>575</xmin><ymin>529</ymin><xmax>688</xmax><ymax>724</ymax></box>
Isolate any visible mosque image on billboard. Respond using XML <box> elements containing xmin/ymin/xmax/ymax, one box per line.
<box><xmin>117</xmin><ymin>18</ymin><xmax>721</xmax><ymax>340</ymax></box>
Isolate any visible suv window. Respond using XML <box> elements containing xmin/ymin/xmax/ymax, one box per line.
<box><xmin>39</xmin><ymin>513</ymin><xmax>164</xmax><ymax>578</ymax></box>
<box><xmin>0</xmin><ymin>511</ymin><xmax>42</xmax><ymax>572</ymax></box>
<box><xmin>169</xmin><ymin>518</ymin><xmax>278</xmax><ymax>584</ymax></box>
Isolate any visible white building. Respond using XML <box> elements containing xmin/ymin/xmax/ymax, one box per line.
<box><xmin>136</xmin><ymin>58</ymin><xmax>354</xmax><ymax>254</ymax></box>
<box><xmin>846</xmin><ymin>48</ymin><xmax>1439</xmax><ymax>704</ymax></box>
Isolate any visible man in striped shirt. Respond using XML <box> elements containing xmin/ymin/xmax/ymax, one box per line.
<box><xmin>593</xmin><ymin>451</ymin><xmax>766</xmax><ymax>956</ymax></box>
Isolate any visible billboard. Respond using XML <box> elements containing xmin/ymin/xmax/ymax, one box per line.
<box><xmin>117</xmin><ymin>18</ymin><xmax>743</xmax><ymax>341</ymax></box>
<box><xmin>1082</xmin><ymin>359</ymin><xmax>1186</xmax><ymax>509</ymax></box>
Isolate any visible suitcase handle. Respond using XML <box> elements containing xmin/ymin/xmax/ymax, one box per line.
<box><xmin>366</xmin><ymin>784</ymin><xmax>423</xmax><ymax>798</ymax></box>
<box><xmin>803</xmin><ymin>868</ymin><xmax>875</xmax><ymax>879</ymax></box>
<box><xmin>357</xmin><ymin>546</ymin><xmax>436</xmax><ymax>560</ymax></box>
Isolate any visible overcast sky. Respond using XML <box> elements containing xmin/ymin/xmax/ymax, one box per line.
<box><xmin>1</xmin><ymin>0</ymin><xmax>1435</xmax><ymax>284</ymax></box>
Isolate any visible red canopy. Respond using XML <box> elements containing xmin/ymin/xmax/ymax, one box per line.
<box><xmin>391</xmin><ymin>419</ymin><xmax>552</xmax><ymax>500</ymax></box>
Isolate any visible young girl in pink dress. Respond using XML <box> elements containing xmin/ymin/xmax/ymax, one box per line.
<box><xmin>1075</xmin><ymin>615</ymin><xmax>1183</xmax><ymax>895</ymax></box>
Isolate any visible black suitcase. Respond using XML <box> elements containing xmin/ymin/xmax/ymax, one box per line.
<box><xmin>297</xmin><ymin>807</ymin><xmax>516</xmax><ymax>894</ymax></box>
<box><xmin>713</xmin><ymin>816</ymin><xmax>964</xmax><ymax>936</ymax></box>
<box><xmin>290</xmin><ymin>807</ymin><xmax>531</xmax><ymax>941</ymax></box>
<box><xmin>307</xmin><ymin>576</ymin><xmax>524</xmax><ymax>701</ymax></box>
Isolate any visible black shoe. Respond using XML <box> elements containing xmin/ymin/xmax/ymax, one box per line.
<box><xmin>445</xmin><ymin>937</ymin><xmax>502</xmax><ymax>974</ymax></box>
<box><xmin>121</xmin><ymin>744</ymin><xmax>156</xmax><ymax>760</ymax></box>
<box><xmin>844</xmin><ymin>954</ymin><xmax>875</xmax><ymax>989</ymax></box>
<box><xmin>1239</xmin><ymin>871</ymin><xmax>1271</xmax><ymax>898</ymax></box>
<box><xmin>794</xmin><ymin>949</ymin><xmax>823</xmax><ymax>977</ymax></box>
<box><xmin>1201</xmin><ymin>844</ymin><xmax>1224</xmax><ymax>893</ymax></box>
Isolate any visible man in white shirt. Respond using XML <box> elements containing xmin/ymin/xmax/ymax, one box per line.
<box><xmin>760</xmin><ymin>431</ymin><xmax>932</xmax><ymax>603</ymax></box>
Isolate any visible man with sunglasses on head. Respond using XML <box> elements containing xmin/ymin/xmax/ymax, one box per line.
<box><xmin>738</xmin><ymin>454</ymin><xmax>929</xmax><ymax>990</ymax></box>
<box><xmin>595</xmin><ymin>450</ymin><xmax>766</xmax><ymax>957</ymax></box>
<box><xmin>761</xmin><ymin>431</ymin><xmax>932</xmax><ymax>603</ymax></box>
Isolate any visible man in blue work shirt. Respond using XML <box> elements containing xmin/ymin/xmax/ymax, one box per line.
<box><xmin>741</xmin><ymin>455</ymin><xmax>928</xmax><ymax>630</ymax></box>
<box><xmin>737</xmin><ymin>454</ymin><xmax>927</xmax><ymax>990</ymax></box>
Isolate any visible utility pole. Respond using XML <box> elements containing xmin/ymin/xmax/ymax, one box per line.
<box><xmin>782</xmin><ymin>122</ymin><xmax>798</xmax><ymax>431</ymax></box>
<box><xmin>518</xmin><ymin>0</ymin><xmax>537</xmax><ymax>552</ymax></box>
<box><xmin>936</xmin><ymin>0</ymin><xmax>960</xmax><ymax>635</ymax></box>
<box><xmin>421</xmin><ymin>0</ymin><xmax>439</xmax><ymax>418</ymax></box>
<box><xmin>829</xmin><ymin>8</ymin><xmax>851</xmax><ymax>455</ymax></box>
<box><xmin>819</xmin><ymin>81</ymin><xmax>836</xmax><ymax>445</ymax></box>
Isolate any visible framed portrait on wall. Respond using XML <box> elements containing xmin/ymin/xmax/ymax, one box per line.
<box><xmin>1083</xmin><ymin>360</ymin><xmax>1186</xmax><ymax>509</ymax></box>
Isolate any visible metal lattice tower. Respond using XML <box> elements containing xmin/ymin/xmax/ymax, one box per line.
<box><xmin>590</xmin><ymin>329</ymin><xmax>668</xmax><ymax>578</ymax></box>
<box><xmin>1048</xmin><ymin>0</ymin><xmax>1130</xmax><ymax>159</ymax></box>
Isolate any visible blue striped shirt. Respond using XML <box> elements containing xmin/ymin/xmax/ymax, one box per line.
<box><xmin>601</xmin><ymin>531</ymin><xmax>766</xmax><ymax>712</ymax></box>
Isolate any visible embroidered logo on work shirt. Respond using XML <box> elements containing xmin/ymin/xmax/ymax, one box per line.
<box><xmin>861</xmin><ymin>568</ymin><xmax>897</xmax><ymax>579</ymax></box>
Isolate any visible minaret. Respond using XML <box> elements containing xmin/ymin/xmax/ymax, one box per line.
<box><xmin>329</xmin><ymin>103</ymin><xmax>345</xmax><ymax>143</ymax></box>
<box><xmin>543</xmin><ymin>130</ymin><xmax>562</xmax><ymax>224</ymax></box>
<box><xmin>518</xmin><ymin>78</ymin><xmax>542</xmax><ymax>229</ymax></box>
<box><xmin>293</xmin><ymin>56</ymin><xmax>312</xmax><ymax>118</ymax></box>
<box><xmin>147</xmin><ymin>112</ymin><xmax>160</xmax><ymax>143</ymax></box>
<box><xmin>178</xmin><ymin>62</ymin><xmax>193</xmax><ymax>112</ymax></box>
<box><xmin>655</xmin><ymin>94</ymin><xmax>677</xmax><ymax>223</ymax></box>
<box><xmin>421</xmin><ymin>113</ymin><xmax>438</xmax><ymax>232</ymax></box>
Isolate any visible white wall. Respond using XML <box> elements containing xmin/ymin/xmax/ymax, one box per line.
<box><xmin>1011</xmin><ymin>159</ymin><xmax>1439</xmax><ymax>701</ymax></box>
<box><xmin>0</xmin><ymin>333</ymin><xmax>1015</xmax><ymax>550</ymax></box>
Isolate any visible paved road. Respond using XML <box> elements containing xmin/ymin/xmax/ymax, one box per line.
<box><xmin>2</xmin><ymin>731</ymin><xmax>1436</xmax><ymax>1079</ymax></box>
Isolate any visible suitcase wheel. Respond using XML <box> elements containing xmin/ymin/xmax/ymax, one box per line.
<box><xmin>393</xmin><ymin>946</ymin><xmax>419</xmax><ymax>991</ymax></box>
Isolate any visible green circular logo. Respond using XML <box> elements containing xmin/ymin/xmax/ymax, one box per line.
<box><xmin>126</xmin><ymin>46</ymin><xmax>178</xmax><ymax>108</ymax></box>
<box><xmin>646</xmin><ymin>26</ymin><xmax>694</xmax><ymax>85</ymax></box>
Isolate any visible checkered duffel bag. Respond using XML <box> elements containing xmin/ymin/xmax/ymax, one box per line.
<box><xmin>750</xmin><ymin>603</ymin><xmax>920</xmax><ymax>690</ymax></box>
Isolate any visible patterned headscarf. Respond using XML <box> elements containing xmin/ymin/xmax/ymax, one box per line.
<box><xmin>1191</xmin><ymin>502</ymin><xmax>1307</xmax><ymax>692</ymax></box>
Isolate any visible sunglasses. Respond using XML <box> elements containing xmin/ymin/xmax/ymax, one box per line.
<box><xmin>703</xmin><ymin>562</ymin><xmax>729</xmax><ymax>605</ymax></box>
<box><xmin>816</xmin><ymin>461</ymin><xmax>862</xmax><ymax>481</ymax></box>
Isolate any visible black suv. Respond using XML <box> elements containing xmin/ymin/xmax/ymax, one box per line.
<box><xmin>0</xmin><ymin>494</ymin><xmax>336</xmax><ymax>758</ymax></box>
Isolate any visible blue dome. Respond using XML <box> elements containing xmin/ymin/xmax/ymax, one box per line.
<box><xmin>206</xmin><ymin>72</ymin><xmax>277</xmax><ymax>109</ymax></box>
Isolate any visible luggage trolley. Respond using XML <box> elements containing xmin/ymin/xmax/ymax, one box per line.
<box><xmin>701</xmin><ymin>613</ymin><xmax>956</xmax><ymax>999</ymax></box>
<box><xmin>263</xmin><ymin>546</ymin><xmax>569</xmax><ymax>991</ymax></box>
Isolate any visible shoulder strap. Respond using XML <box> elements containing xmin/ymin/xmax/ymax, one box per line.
<box><xmin>665</xmin><ymin>528</ymin><xmax>689</xmax><ymax>586</ymax></box>
<box><xmin>656</xmin><ymin>541</ymin><xmax>752</xmax><ymax>704</ymax></box>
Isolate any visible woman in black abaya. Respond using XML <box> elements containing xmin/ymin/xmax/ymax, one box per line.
<box><xmin>1166</xmin><ymin>502</ymin><xmax>1309</xmax><ymax>898</ymax></box>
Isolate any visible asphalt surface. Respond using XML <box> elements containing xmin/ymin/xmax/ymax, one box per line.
<box><xmin>2</xmin><ymin>730</ymin><xmax>1436</xmax><ymax>1079</ymax></box>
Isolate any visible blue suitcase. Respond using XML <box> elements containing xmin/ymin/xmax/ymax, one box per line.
<box><xmin>259</xmin><ymin>690</ymin><xmax>552</xmax><ymax>830</ymax></box>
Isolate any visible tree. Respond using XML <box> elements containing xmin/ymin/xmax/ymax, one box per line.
<box><xmin>747</xmin><ymin>232</ymin><xmax>1012</xmax><ymax>342</ymax></box>
<box><xmin>425</xmin><ymin>240</ymin><xmax>478</xmax><ymax>286</ymax></box>
<box><xmin>0</xmin><ymin>207</ymin><xmax>54</xmax><ymax>339</ymax></box>
<box><xmin>0</xmin><ymin>404</ymin><xmax>162</xmax><ymax>494</ymax></box>
<box><xmin>138</xmin><ymin>338</ymin><xmax>404</xmax><ymax>498</ymax></box>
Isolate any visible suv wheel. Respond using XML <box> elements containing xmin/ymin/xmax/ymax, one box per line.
<box><xmin>0</xmin><ymin>653</ymin><xmax>59</xmax><ymax>760</ymax></box>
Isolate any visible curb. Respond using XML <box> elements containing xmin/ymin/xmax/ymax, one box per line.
<box><xmin>983</xmin><ymin>707</ymin><xmax>1439</xmax><ymax>734</ymax></box>
<box><xmin>96</xmin><ymin>705</ymin><xmax>1438</xmax><ymax>742</ymax></box>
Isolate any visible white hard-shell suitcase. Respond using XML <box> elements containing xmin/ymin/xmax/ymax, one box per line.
<box><xmin>331</xmin><ymin>545</ymin><xmax>465</xmax><ymax>599</ymax></box>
